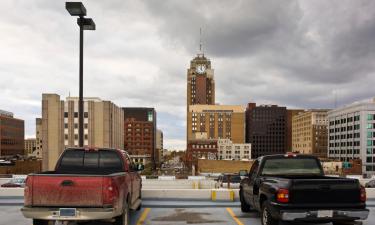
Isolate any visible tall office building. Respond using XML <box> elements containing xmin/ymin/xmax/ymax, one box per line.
<box><xmin>42</xmin><ymin>94</ymin><xmax>124</xmax><ymax>171</ymax></box>
<box><xmin>292</xmin><ymin>110</ymin><xmax>329</xmax><ymax>158</ymax></box>
<box><xmin>123</xmin><ymin>107</ymin><xmax>156</xmax><ymax>166</ymax></box>
<box><xmin>0</xmin><ymin>110</ymin><xmax>24</xmax><ymax>157</ymax></box>
<box><xmin>246</xmin><ymin>103</ymin><xmax>287</xmax><ymax>158</ymax></box>
<box><xmin>187</xmin><ymin>53</ymin><xmax>215</xmax><ymax>106</ymax></box>
<box><xmin>286</xmin><ymin>109</ymin><xmax>304</xmax><ymax>152</ymax></box>
<box><xmin>328</xmin><ymin>98</ymin><xmax>375</xmax><ymax>175</ymax></box>
<box><xmin>187</xmin><ymin>105</ymin><xmax>246</xmax><ymax>143</ymax></box>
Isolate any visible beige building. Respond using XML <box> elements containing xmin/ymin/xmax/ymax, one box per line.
<box><xmin>25</xmin><ymin>138</ymin><xmax>36</xmax><ymax>156</ymax></box>
<box><xmin>218</xmin><ymin>139</ymin><xmax>251</xmax><ymax>160</ymax></box>
<box><xmin>28</xmin><ymin>118</ymin><xmax>43</xmax><ymax>159</ymax></box>
<box><xmin>292</xmin><ymin>110</ymin><xmax>329</xmax><ymax>158</ymax></box>
<box><xmin>187</xmin><ymin>105</ymin><xmax>245</xmax><ymax>144</ymax></box>
<box><xmin>42</xmin><ymin>94</ymin><xmax>124</xmax><ymax>171</ymax></box>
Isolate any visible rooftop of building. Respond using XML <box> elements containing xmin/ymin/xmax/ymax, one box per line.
<box><xmin>66</xmin><ymin>96</ymin><xmax>102</xmax><ymax>102</ymax></box>
<box><xmin>329</xmin><ymin>97</ymin><xmax>375</xmax><ymax>114</ymax></box>
<box><xmin>0</xmin><ymin>109</ymin><xmax>13</xmax><ymax>118</ymax></box>
<box><xmin>189</xmin><ymin>104</ymin><xmax>245</xmax><ymax>113</ymax></box>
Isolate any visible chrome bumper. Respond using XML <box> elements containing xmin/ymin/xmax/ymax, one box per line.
<box><xmin>281</xmin><ymin>209</ymin><xmax>369</xmax><ymax>221</ymax></box>
<box><xmin>21</xmin><ymin>207</ymin><xmax>120</xmax><ymax>221</ymax></box>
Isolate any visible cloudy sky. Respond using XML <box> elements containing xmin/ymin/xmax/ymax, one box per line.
<box><xmin>1</xmin><ymin>0</ymin><xmax>375</xmax><ymax>150</ymax></box>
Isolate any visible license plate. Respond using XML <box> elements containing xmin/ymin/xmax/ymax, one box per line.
<box><xmin>317</xmin><ymin>210</ymin><xmax>333</xmax><ymax>218</ymax></box>
<box><xmin>59</xmin><ymin>208</ymin><xmax>76</xmax><ymax>217</ymax></box>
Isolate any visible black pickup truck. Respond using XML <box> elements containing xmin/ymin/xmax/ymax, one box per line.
<box><xmin>239</xmin><ymin>154</ymin><xmax>369</xmax><ymax>225</ymax></box>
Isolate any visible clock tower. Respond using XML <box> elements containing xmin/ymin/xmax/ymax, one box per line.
<box><xmin>187</xmin><ymin>53</ymin><xmax>215</xmax><ymax>107</ymax></box>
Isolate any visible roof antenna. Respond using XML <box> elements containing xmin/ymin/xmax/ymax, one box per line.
<box><xmin>199</xmin><ymin>27</ymin><xmax>203</xmax><ymax>54</ymax></box>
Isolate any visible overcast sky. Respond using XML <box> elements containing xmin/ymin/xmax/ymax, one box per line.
<box><xmin>1</xmin><ymin>0</ymin><xmax>375</xmax><ymax>150</ymax></box>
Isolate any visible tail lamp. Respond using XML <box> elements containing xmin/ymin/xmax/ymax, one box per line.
<box><xmin>276</xmin><ymin>188</ymin><xmax>289</xmax><ymax>203</ymax></box>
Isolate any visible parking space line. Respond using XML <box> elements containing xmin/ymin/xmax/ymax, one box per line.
<box><xmin>226</xmin><ymin>207</ymin><xmax>244</xmax><ymax>225</ymax></box>
<box><xmin>136</xmin><ymin>208</ymin><xmax>151</xmax><ymax>225</ymax></box>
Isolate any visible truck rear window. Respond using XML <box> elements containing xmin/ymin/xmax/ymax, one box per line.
<box><xmin>261</xmin><ymin>158</ymin><xmax>322</xmax><ymax>176</ymax></box>
<box><xmin>57</xmin><ymin>149</ymin><xmax>123</xmax><ymax>174</ymax></box>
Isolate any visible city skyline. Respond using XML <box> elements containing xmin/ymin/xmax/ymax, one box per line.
<box><xmin>1</xmin><ymin>1</ymin><xmax>375</xmax><ymax>149</ymax></box>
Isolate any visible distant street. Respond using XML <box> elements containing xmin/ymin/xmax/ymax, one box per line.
<box><xmin>2</xmin><ymin>205</ymin><xmax>374</xmax><ymax>225</ymax></box>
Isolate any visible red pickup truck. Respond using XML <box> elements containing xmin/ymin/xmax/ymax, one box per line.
<box><xmin>21</xmin><ymin>148</ymin><xmax>143</xmax><ymax>225</ymax></box>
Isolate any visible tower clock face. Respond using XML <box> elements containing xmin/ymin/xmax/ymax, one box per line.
<box><xmin>196</xmin><ymin>64</ymin><xmax>206</xmax><ymax>74</ymax></box>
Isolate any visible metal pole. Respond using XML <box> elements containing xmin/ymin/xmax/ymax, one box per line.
<box><xmin>79</xmin><ymin>18</ymin><xmax>84</xmax><ymax>147</ymax></box>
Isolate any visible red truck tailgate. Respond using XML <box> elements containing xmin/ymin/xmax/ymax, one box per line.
<box><xmin>32</xmin><ymin>175</ymin><xmax>104</xmax><ymax>207</ymax></box>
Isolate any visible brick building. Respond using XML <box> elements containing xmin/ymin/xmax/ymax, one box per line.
<box><xmin>123</xmin><ymin>107</ymin><xmax>156</xmax><ymax>167</ymax></box>
<box><xmin>0</xmin><ymin>110</ymin><xmax>24</xmax><ymax>157</ymax></box>
<box><xmin>186</xmin><ymin>139</ymin><xmax>218</xmax><ymax>169</ymax></box>
<box><xmin>292</xmin><ymin>109</ymin><xmax>329</xmax><ymax>158</ymax></box>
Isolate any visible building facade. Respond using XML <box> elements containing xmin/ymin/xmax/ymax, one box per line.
<box><xmin>25</xmin><ymin>138</ymin><xmax>36</xmax><ymax>157</ymax></box>
<box><xmin>292</xmin><ymin>110</ymin><xmax>329</xmax><ymax>158</ymax></box>
<box><xmin>42</xmin><ymin>94</ymin><xmax>124</xmax><ymax>171</ymax></box>
<box><xmin>286</xmin><ymin>109</ymin><xmax>304</xmax><ymax>152</ymax></box>
<box><xmin>123</xmin><ymin>107</ymin><xmax>156</xmax><ymax>166</ymax></box>
<box><xmin>0</xmin><ymin>110</ymin><xmax>24</xmax><ymax>157</ymax></box>
<box><xmin>28</xmin><ymin>118</ymin><xmax>43</xmax><ymax>159</ymax></box>
<box><xmin>328</xmin><ymin>98</ymin><xmax>375</xmax><ymax>175</ymax></box>
<box><xmin>246</xmin><ymin>103</ymin><xmax>287</xmax><ymax>158</ymax></box>
<box><xmin>217</xmin><ymin>139</ymin><xmax>251</xmax><ymax>160</ymax></box>
<box><xmin>187</xmin><ymin>105</ymin><xmax>246</xmax><ymax>144</ymax></box>
<box><xmin>187</xmin><ymin>54</ymin><xmax>215</xmax><ymax>107</ymax></box>
<box><xmin>186</xmin><ymin>139</ymin><xmax>218</xmax><ymax>168</ymax></box>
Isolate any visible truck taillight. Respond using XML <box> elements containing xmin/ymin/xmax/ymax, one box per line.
<box><xmin>276</xmin><ymin>188</ymin><xmax>289</xmax><ymax>203</ymax></box>
<box><xmin>360</xmin><ymin>186</ymin><xmax>366</xmax><ymax>202</ymax></box>
<box><xmin>103</xmin><ymin>178</ymin><xmax>118</xmax><ymax>205</ymax></box>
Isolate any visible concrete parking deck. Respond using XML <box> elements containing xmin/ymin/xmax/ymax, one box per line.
<box><xmin>1</xmin><ymin>205</ymin><xmax>374</xmax><ymax>225</ymax></box>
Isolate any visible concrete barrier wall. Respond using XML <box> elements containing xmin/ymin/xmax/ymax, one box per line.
<box><xmin>143</xmin><ymin>189</ymin><xmax>211</xmax><ymax>200</ymax></box>
<box><xmin>142</xmin><ymin>179</ymin><xmax>216</xmax><ymax>189</ymax></box>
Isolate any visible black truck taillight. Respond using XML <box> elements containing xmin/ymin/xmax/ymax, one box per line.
<box><xmin>276</xmin><ymin>188</ymin><xmax>289</xmax><ymax>203</ymax></box>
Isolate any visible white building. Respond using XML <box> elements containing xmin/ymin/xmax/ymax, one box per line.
<box><xmin>328</xmin><ymin>98</ymin><xmax>375</xmax><ymax>175</ymax></box>
<box><xmin>218</xmin><ymin>139</ymin><xmax>251</xmax><ymax>160</ymax></box>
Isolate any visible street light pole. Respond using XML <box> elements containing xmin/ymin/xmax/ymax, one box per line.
<box><xmin>79</xmin><ymin>16</ymin><xmax>84</xmax><ymax>147</ymax></box>
<box><xmin>66</xmin><ymin>2</ymin><xmax>95</xmax><ymax>147</ymax></box>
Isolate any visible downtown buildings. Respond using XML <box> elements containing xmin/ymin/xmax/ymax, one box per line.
<box><xmin>42</xmin><ymin>94</ymin><xmax>124</xmax><ymax>171</ymax></box>
<box><xmin>185</xmin><ymin>53</ymin><xmax>246</xmax><ymax>167</ymax></box>
<box><xmin>123</xmin><ymin>107</ymin><xmax>156</xmax><ymax>167</ymax></box>
<box><xmin>328</xmin><ymin>98</ymin><xmax>375</xmax><ymax>175</ymax></box>
<box><xmin>292</xmin><ymin>109</ymin><xmax>329</xmax><ymax>158</ymax></box>
<box><xmin>0</xmin><ymin>110</ymin><xmax>24</xmax><ymax>157</ymax></box>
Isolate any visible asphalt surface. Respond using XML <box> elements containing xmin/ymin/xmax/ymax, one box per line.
<box><xmin>0</xmin><ymin>204</ymin><xmax>374</xmax><ymax>225</ymax></box>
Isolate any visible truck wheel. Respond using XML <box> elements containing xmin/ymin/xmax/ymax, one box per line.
<box><xmin>261</xmin><ymin>202</ymin><xmax>278</xmax><ymax>225</ymax></box>
<box><xmin>114</xmin><ymin>200</ymin><xmax>130</xmax><ymax>225</ymax></box>
<box><xmin>240</xmin><ymin>190</ymin><xmax>251</xmax><ymax>212</ymax></box>
<box><xmin>33</xmin><ymin>219</ymin><xmax>49</xmax><ymax>225</ymax></box>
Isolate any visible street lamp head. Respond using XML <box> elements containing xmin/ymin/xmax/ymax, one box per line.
<box><xmin>66</xmin><ymin>2</ymin><xmax>87</xmax><ymax>16</ymax></box>
<box><xmin>77</xmin><ymin>18</ymin><xmax>96</xmax><ymax>30</ymax></box>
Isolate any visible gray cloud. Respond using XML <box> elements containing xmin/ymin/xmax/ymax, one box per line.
<box><xmin>1</xmin><ymin>0</ymin><xmax>374</xmax><ymax>150</ymax></box>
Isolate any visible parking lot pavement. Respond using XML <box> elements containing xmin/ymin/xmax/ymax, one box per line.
<box><xmin>2</xmin><ymin>206</ymin><xmax>375</xmax><ymax>225</ymax></box>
